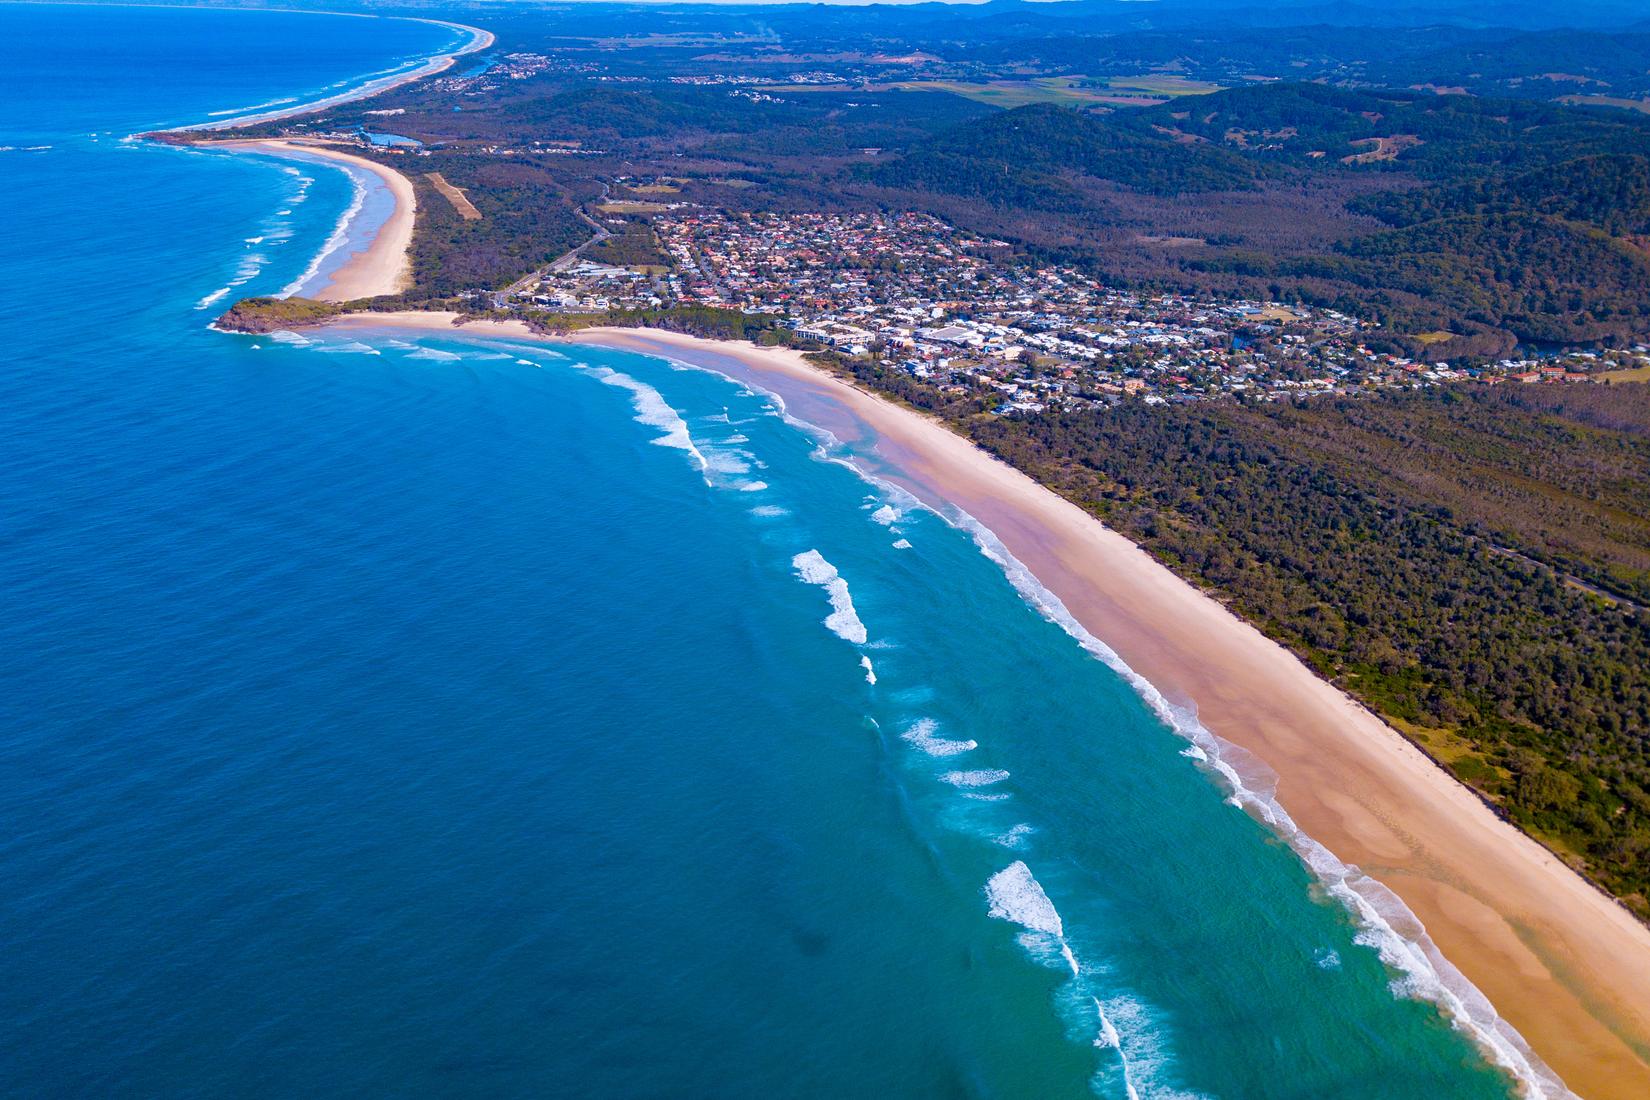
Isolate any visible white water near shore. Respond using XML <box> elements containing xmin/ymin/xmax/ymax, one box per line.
<box><xmin>539</xmin><ymin>326</ymin><xmax>1625</xmax><ymax>1098</ymax></box>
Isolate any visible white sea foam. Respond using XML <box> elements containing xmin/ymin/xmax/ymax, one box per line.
<box><xmin>995</xmin><ymin>823</ymin><xmax>1035</xmax><ymax>850</ymax></box>
<box><xmin>902</xmin><ymin>717</ymin><xmax>977</xmax><ymax>758</ymax></box>
<box><xmin>267</xmin><ymin>331</ymin><xmax>310</xmax><ymax>346</ymax></box>
<box><xmin>738</xmin><ymin>481</ymin><xmax>768</xmax><ymax>492</ymax></box>
<box><xmin>749</xmin><ymin>505</ymin><xmax>789</xmax><ymax>518</ymax></box>
<box><xmin>791</xmin><ymin>550</ymin><xmax>868</xmax><ymax>646</ymax></box>
<box><xmin>278</xmin><ymin>167</ymin><xmax>367</xmax><ymax>298</ymax></box>
<box><xmin>194</xmin><ymin>245</ymin><xmax>273</xmax><ymax>310</ymax></box>
<box><xmin>703</xmin><ymin>447</ymin><xmax>752</xmax><ymax>475</ymax></box>
<box><xmin>1094</xmin><ymin>1000</ymin><xmax>1123</xmax><ymax>1050</ymax></box>
<box><xmin>951</xmin><ymin>512</ymin><xmax>1571</xmax><ymax>1099</ymax></box>
<box><xmin>1093</xmin><ymin>997</ymin><xmax>1159</xmax><ymax>1100</ymax></box>
<box><xmin>208</xmin><ymin>95</ymin><xmax>298</xmax><ymax>118</ymax></box>
<box><xmin>408</xmin><ymin>347</ymin><xmax>461</xmax><ymax>361</ymax></box>
<box><xmin>870</xmin><ymin>504</ymin><xmax>900</xmax><ymax>526</ymax></box>
<box><xmin>592</xmin><ymin>368</ymin><xmax>707</xmax><ymax>471</ymax></box>
<box><xmin>892</xmin><ymin>538</ymin><xmax>913</xmax><ymax>550</ymax></box>
<box><xmin>986</xmin><ymin>861</ymin><xmax>1063</xmax><ymax>937</ymax></box>
<box><xmin>942</xmin><ymin>768</ymin><xmax>1009</xmax><ymax>788</ymax></box>
<box><xmin>315</xmin><ymin>340</ymin><xmax>380</xmax><ymax>356</ymax></box>
<box><xmin>860</xmin><ymin>656</ymin><xmax>877</xmax><ymax>684</ymax></box>
<box><xmin>964</xmin><ymin>791</ymin><xmax>1012</xmax><ymax>802</ymax></box>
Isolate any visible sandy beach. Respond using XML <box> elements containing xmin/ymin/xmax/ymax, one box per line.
<box><xmin>168</xmin><ymin>19</ymin><xmax>491</xmax><ymax>301</ymax></box>
<box><xmin>319</xmin><ymin>312</ymin><xmax>1650</xmax><ymax>1099</ymax></box>
<box><xmin>211</xmin><ymin>140</ymin><xmax>416</xmax><ymax>300</ymax></box>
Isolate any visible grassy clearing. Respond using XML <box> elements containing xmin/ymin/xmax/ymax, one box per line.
<box><xmin>1559</xmin><ymin>94</ymin><xmax>1650</xmax><ymax>115</ymax></box>
<box><xmin>1097</xmin><ymin>74</ymin><xmax>1225</xmax><ymax>98</ymax></box>
<box><xmin>424</xmin><ymin>173</ymin><xmax>481</xmax><ymax>220</ymax></box>
<box><xmin>596</xmin><ymin>201</ymin><xmax>675</xmax><ymax>214</ymax></box>
<box><xmin>892</xmin><ymin>74</ymin><xmax>1223</xmax><ymax>109</ymax></box>
<box><xmin>889</xmin><ymin>77</ymin><xmax>1117</xmax><ymax>109</ymax></box>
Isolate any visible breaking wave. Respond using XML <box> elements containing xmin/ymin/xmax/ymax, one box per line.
<box><xmin>942</xmin><ymin>768</ymin><xmax>1010</xmax><ymax>788</ymax></box>
<box><xmin>207</xmin><ymin>95</ymin><xmax>298</xmax><ymax>118</ymax></box>
<box><xmin>902</xmin><ymin>717</ymin><xmax>977</xmax><ymax>758</ymax></box>
<box><xmin>278</xmin><ymin>166</ymin><xmax>367</xmax><ymax>298</ymax></box>
<box><xmin>986</xmin><ymin>862</ymin><xmax>1157</xmax><ymax>1100</ymax></box>
<box><xmin>987</xmin><ymin>861</ymin><xmax>1063</xmax><ymax>938</ymax></box>
<box><xmin>791</xmin><ymin>549</ymin><xmax>868</xmax><ymax>646</ymax></box>
<box><xmin>954</xmin><ymin>513</ymin><xmax>1569</xmax><ymax>1099</ymax></box>
<box><xmin>592</xmin><ymin>368</ymin><xmax>707</xmax><ymax>471</ymax></box>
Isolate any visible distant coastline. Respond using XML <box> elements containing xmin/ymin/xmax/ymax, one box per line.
<box><xmin>173</xmin><ymin>17</ymin><xmax>492</xmax><ymax>133</ymax></box>
<box><xmin>159</xmin><ymin>14</ymin><xmax>487</xmax><ymax>302</ymax></box>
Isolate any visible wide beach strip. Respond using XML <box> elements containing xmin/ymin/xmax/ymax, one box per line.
<box><xmin>211</xmin><ymin>140</ymin><xmax>416</xmax><ymax>301</ymax></box>
<box><xmin>311</xmin><ymin>312</ymin><xmax>1650</xmax><ymax>1095</ymax></box>
<box><xmin>547</xmin><ymin>326</ymin><xmax>1650</xmax><ymax>1100</ymax></box>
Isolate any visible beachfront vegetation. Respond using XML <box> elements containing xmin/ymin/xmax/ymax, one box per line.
<box><xmin>216</xmin><ymin>296</ymin><xmax>342</xmax><ymax>333</ymax></box>
<box><xmin>399</xmin><ymin>160</ymin><xmax>588</xmax><ymax>297</ymax></box>
<box><xmin>956</xmin><ymin>385</ymin><xmax>1650</xmax><ymax>913</ymax></box>
<box><xmin>514</xmin><ymin>305</ymin><xmax>797</xmax><ymax>344</ymax></box>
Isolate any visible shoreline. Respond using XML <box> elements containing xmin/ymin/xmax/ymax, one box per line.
<box><xmin>208</xmin><ymin>140</ymin><xmax>416</xmax><ymax>300</ymax></box>
<box><xmin>321</xmin><ymin>311</ymin><xmax>1650</xmax><ymax>1099</ymax></box>
<box><xmin>161</xmin><ymin>14</ymin><xmax>490</xmax><ymax>303</ymax></box>
<box><xmin>174</xmin><ymin>17</ymin><xmax>492</xmax><ymax>133</ymax></box>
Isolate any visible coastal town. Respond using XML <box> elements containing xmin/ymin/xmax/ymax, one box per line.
<box><xmin>504</xmin><ymin>208</ymin><xmax>1645</xmax><ymax>411</ymax></box>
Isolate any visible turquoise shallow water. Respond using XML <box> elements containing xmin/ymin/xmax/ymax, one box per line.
<box><xmin>0</xmin><ymin>5</ymin><xmax>1533</xmax><ymax>1096</ymax></box>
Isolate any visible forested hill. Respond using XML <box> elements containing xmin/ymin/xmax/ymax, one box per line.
<box><xmin>869</xmin><ymin>102</ymin><xmax>1260</xmax><ymax>206</ymax></box>
<box><xmin>964</xmin><ymin>25</ymin><xmax>1650</xmax><ymax>105</ymax></box>
<box><xmin>1330</xmin><ymin>213</ymin><xmax>1650</xmax><ymax>345</ymax></box>
<box><xmin>864</xmin><ymin>86</ymin><xmax>1650</xmax><ymax>349</ymax></box>
<box><xmin>1133</xmin><ymin>83</ymin><xmax>1650</xmax><ymax>175</ymax></box>
<box><xmin>1351</xmin><ymin>154</ymin><xmax>1650</xmax><ymax>236</ymax></box>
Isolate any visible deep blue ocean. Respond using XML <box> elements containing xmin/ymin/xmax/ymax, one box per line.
<box><xmin>0</xmin><ymin>5</ymin><xmax>1540</xmax><ymax>1097</ymax></box>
